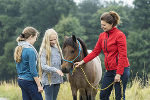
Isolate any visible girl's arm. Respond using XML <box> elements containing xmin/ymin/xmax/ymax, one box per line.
<box><xmin>83</xmin><ymin>34</ymin><xmax>102</xmax><ymax>63</ymax></box>
<box><xmin>34</xmin><ymin>77</ymin><xmax>43</xmax><ymax>92</ymax></box>
<box><xmin>40</xmin><ymin>49</ymin><xmax>58</xmax><ymax>73</ymax></box>
<box><xmin>28</xmin><ymin>49</ymin><xmax>43</xmax><ymax>92</ymax></box>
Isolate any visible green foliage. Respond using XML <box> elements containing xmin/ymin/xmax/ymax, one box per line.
<box><xmin>54</xmin><ymin>15</ymin><xmax>86</xmax><ymax>46</ymax></box>
<box><xmin>76</xmin><ymin>0</ymin><xmax>101</xmax><ymax>49</ymax></box>
<box><xmin>127</xmin><ymin>28</ymin><xmax>150</xmax><ymax>76</ymax></box>
<box><xmin>0</xmin><ymin>0</ymin><xmax>149</xmax><ymax>81</ymax></box>
<box><xmin>0</xmin><ymin>0</ymin><xmax>22</xmax><ymax>55</ymax></box>
<box><xmin>0</xmin><ymin>0</ymin><xmax>22</xmax><ymax>80</ymax></box>
<box><xmin>0</xmin><ymin>0</ymin><xmax>78</xmax><ymax>81</ymax></box>
<box><xmin>20</xmin><ymin>0</ymin><xmax>77</xmax><ymax>32</ymax></box>
<box><xmin>132</xmin><ymin>0</ymin><xmax>150</xmax><ymax>29</ymax></box>
<box><xmin>0</xmin><ymin>42</ymin><xmax>17</xmax><ymax>80</ymax></box>
<box><xmin>0</xmin><ymin>0</ymin><xmax>21</xmax><ymax>17</ymax></box>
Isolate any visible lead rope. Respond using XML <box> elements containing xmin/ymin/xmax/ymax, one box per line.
<box><xmin>73</xmin><ymin>65</ymin><xmax>123</xmax><ymax>100</ymax></box>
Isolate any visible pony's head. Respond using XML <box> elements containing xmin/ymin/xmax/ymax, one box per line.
<box><xmin>62</xmin><ymin>35</ymin><xmax>88</xmax><ymax>73</ymax></box>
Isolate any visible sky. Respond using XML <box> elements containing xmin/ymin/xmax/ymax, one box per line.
<box><xmin>74</xmin><ymin>0</ymin><xmax>134</xmax><ymax>6</ymax></box>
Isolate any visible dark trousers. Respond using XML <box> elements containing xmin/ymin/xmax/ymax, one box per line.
<box><xmin>44</xmin><ymin>84</ymin><xmax>60</xmax><ymax>100</ymax></box>
<box><xmin>100</xmin><ymin>67</ymin><xmax>130</xmax><ymax>100</ymax></box>
<box><xmin>18</xmin><ymin>79</ymin><xmax>43</xmax><ymax>100</ymax></box>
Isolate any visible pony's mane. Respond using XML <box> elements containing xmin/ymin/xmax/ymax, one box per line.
<box><xmin>63</xmin><ymin>36</ymin><xmax>88</xmax><ymax>57</ymax></box>
<box><xmin>77</xmin><ymin>38</ymin><xmax>88</xmax><ymax>57</ymax></box>
<box><xmin>63</xmin><ymin>37</ymin><xmax>78</xmax><ymax>50</ymax></box>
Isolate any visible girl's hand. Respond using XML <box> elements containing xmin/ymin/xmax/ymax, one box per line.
<box><xmin>38</xmin><ymin>86</ymin><xmax>43</xmax><ymax>93</ymax></box>
<box><xmin>74</xmin><ymin>60</ymin><xmax>85</xmax><ymax>67</ymax></box>
<box><xmin>114</xmin><ymin>74</ymin><xmax>121</xmax><ymax>82</ymax></box>
<box><xmin>56</xmin><ymin>70</ymin><xmax>64</xmax><ymax>76</ymax></box>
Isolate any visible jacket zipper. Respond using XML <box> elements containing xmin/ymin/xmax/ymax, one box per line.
<box><xmin>116</xmin><ymin>56</ymin><xmax>118</xmax><ymax>65</ymax></box>
<box><xmin>104</xmin><ymin>39</ymin><xmax>106</xmax><ymax>49</ymax></box>
<box><xmin>105</xmin><ymin>33</ymin><xmax>109</xmax><ymax>69</ymax></box>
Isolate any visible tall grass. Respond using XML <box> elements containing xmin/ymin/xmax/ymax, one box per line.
<box><xmin>126</xmin><ymin>78</ymin><xmax>150</xmax><ymax>100</ymax></box>
<box><xmin>0</xmin><ymin>78</ymin><xmax>150</xmax><ymax>100</ymax></box>
<box><xmin>0</xmin><ymin>81</ymin><xmax>22</xmax><ymax>100</ymax></box>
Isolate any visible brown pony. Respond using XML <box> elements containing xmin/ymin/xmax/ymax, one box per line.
<box><xmin>62</xmin><ymin>35</ymin><xmax>102</xmax><ymax>100</ymax></box>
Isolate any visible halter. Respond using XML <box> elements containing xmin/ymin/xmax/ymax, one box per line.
<box><xmin>63</xmin><ymin>40</ymin><xmax>82</xmax><ymax>64</ymax></box>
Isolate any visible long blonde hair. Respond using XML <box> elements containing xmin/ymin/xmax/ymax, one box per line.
<box><xmin>38</xmin><ymin>29</ymin><xmax>63</xmax><ymax>83</ymax></box>
<box><xmin>14</xmin><ymin>27</ymin><xmax>39</xmax><ymax>63</ymax></box>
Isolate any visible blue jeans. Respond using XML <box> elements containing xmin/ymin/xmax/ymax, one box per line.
<box><xmin>100</xmin><ymin>67</ymin><xmax>130</xmax><ymax>100</ymax></box>
<box><xmin>18</xmin><ymin>79</ymin><xmax>43</xmax><ymax>100</ymax></box>
<box><xmin>44</xmin><ymin>84</ymin><xmax>60</xmax><ymax>100</ymax></box>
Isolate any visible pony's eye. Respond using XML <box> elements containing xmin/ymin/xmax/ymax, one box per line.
<box><xmin>71</xmin><ymin>50</ymin><xmax>75</xmax><ymax>54</ymax></box>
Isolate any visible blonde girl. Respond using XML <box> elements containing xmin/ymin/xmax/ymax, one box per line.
<box><xmin>39</xmin><ymin>29</ymin><xmax>63</xmax><ymax>100</ymax></box>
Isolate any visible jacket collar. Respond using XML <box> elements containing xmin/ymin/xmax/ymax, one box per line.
<box><xmin>18</xmin><ymin>41</ymin><xmax>38</xmax><ymax>58</ymax></box>
<box><xmin>106</xmin><ymin>27</ymin><xmax>117</xmax><ymax>34</ymax></box>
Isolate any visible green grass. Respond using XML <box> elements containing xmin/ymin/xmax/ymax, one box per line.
<box><xmin>0</xmin><ymin>78</ymin><xmax>150</xmax><ymax>100</ymax></box>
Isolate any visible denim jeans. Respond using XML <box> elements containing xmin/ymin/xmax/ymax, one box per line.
<box><xmin>18</xmin><ymin>79</ymin><xmax>43</xmax><ymax>100</ymax></box>
<box><xmin>100</xmin><ymin>67</ymin><xmax>130</xmax><ymax>100</ymax></box>
<box><xmin>44</xmin><ymin>84</ymin><xmax>60</xmax><ymax>100</ymax></box>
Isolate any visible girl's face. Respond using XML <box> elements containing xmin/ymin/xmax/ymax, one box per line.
<box><xmin>101</xmin><ymin>20</ymin><xmax>113</xmax><ymax>32</ymax></box>
<box><xmin>49</xmin><ymin>34</ymin><xmax>57</xmax><ymax>46</ymax></box>
<box><xmin>28</xmin><ymin>34</ymin><xmax>38</xmax><ymax>45</ymax></box>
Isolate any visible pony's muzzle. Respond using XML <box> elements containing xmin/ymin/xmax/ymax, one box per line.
<box><xmin>62</xmin><ymin>67</ymin><xmax>70</xmax><ymax>73</ymax></box>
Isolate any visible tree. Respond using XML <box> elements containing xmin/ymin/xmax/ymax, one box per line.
<box><xmin>0</xmin><ymin>42</ymin><xmax>17</xmax><ymax>80</ymax></box>
<box><xmin>76</xmin><ymin>0</ymin><xmax>101</xmax><ymax>49</ymax></box>
<box><xmin>132</xmin><ymin>0</ymin><xmax>150</xmax><ymax>29</ymax></box>
<box><xmin>127</xmin><ymin>28</ymin><xmax>150</xmax><ymax>76</ymax></box>
<box><xmin>0</xmin><ymin>0</ymin><xmax>23</xmax><ymax>81</ymax></box>
<box><xmin>20</xmin><ymin>0</ymin><xmax>78</xmax><ymax>50</ymax></box>
<box><xmin>54</xmin><ymin>15</ymin><xmax>86</xmax><ymax>46</ymax></box>
<box><xmin>0</xmin><ymin>0</ymin><xmax>78</xmax><ymax>81</ymax></box>
<box><xmin>0</xmin><ymin>0</ymin><xmax>22</xmax><ymax>55</ymax></box>
<box><xmin>20</xmin><ymin>0</ymin><xmax>77</xmax><ymax>32</ymax></box>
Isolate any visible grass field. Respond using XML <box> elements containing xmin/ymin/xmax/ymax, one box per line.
<box><xmin>0</xmin><ymin>78</ymin><xmax>150</xmax><ymax>100</ymax></box>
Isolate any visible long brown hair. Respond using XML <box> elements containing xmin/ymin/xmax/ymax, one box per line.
<box><xmin>14</xmin><ymin>27</ymin><xmax>39</xmax><ymax>63</ymax></box>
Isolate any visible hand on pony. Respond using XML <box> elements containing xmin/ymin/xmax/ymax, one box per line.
<box><xmin>74</xmin><ymin>60</ymin><xmax>85</xmax><ymax>68</ymax></box>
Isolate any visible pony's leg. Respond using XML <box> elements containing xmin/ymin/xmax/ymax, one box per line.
<box><xmin>73</xmin><ymin>95</ymin><xmax>77</xmax><ymax>100</ymax></box>
<box><xmin>91</xmin><ymin>88</ymin><xmax>98</xmax><ymax>100</ymax></box>
<box><xmin>71</xmin><ymin>87</ymin><xmax>77</xmax><ymax>100</ymax></box>
<box><xmin>86</xmin><ymin>88</ymin><xmax>93</xmax><ymax>100</ymax></box>
<box><xmin>79</xmin><ymin>89</ymin><xmax>87</xmax><ymax>100</ymax></box>
<box><xmin>87</xmin><ymin>95</ymin><xmax>92</xmax><ymax>100</ymax></box>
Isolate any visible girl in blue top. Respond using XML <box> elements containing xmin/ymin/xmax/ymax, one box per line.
<box><xmin>14</xmin><ymin>27</ymin><xmax>43</xmax><ymax>100</ymax></box>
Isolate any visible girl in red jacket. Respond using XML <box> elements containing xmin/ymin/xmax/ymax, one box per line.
<box><xmin>75</xmin><ymin>11</ymin><xmax>130</xmax><ymax>100</ymax></box>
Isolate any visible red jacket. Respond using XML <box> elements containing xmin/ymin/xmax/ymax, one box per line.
<box><xmin>83</xmin><ymin>27</ymin><xmax>130</xmax><ymax>75</ymax></box>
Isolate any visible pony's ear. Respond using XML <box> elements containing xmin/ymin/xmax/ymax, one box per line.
<box><xmin>72</xmin><ymin>35</ymin><xmax>76</xmax><ymax>43</ymax></box>
<box><xmin>64</xmin><ymin>36</ymin><xmax>69</xmax><ymax>41</ymax></box>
